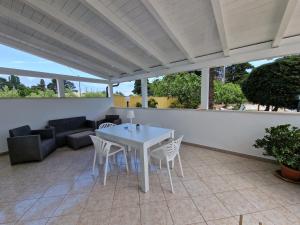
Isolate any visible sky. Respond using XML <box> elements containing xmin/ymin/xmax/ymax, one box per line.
<box><xmin>0</xmin><ymin>44</ymin><xmax>276</xmax><ymax>95</ymax></box>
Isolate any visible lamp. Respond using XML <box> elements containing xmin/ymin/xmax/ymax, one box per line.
<box><xmin>127</xmin><ymin>110</ymin><xmax>135</xmax><ymax>124</ymax></box>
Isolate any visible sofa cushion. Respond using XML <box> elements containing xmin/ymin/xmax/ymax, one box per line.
<box><xmin>105</xmin><ymin>115</ymin><xmax>120</xmax><ymax>120</ymax></box>
<box><xmin>48</xmin><ymin>116</ymin><xmax>87</xmax><ymax>133</ymax></box>
<box><xmin>55</xmin><ymin>128</ymin><xmax>94</xmax><ymax>147</ymax></box>
<box><xmin>41</xmin><ymin>139</ymin><xmax>56</xmax><ymax>157</ymax></box>
<box><xmin>9</xmin><ymin>125</ymin><xmax>31</xmax><ymax>137</ymax></box>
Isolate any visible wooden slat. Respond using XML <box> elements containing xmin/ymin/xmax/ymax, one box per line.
<box><xmin>24</xmin><ymin>0</ymin><xmax>151</xmax><ymax>71</ymax></box>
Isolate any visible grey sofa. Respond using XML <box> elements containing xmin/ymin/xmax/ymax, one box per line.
<box><xmin>48</xmin><ymin>116</ymin><xmax>96</xmax><ymax>147</ymax></box>
<box><xmin>7</xmin><ymin>125</ymin><xmax>56</xmax><ymax>165</ymax></box>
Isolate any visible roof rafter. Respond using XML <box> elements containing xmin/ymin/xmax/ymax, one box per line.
<box><xmin>272</xmin><ymin>0</ymin><xmax>298</xmax><ymax>48</ymax></box>
<box><xmin>80</xmin><ymin>0</ymin><xmax>169</xmax><ymax>67</ymax></box>
<box><xmin>23</xmin><ymin>0</ymin><xmax>151</xmax><ymax>72</ymax></box>
<box><xmin>0</xmin><ymin>5</ymin><xmax>131</xmax><ymax>75</ymax></box>
<box><xmin>0</xmin><ymin>67</ymin><xmax>109</xmax><ymax>84</ymax></box>
<box><xmin>114</xmin><ymin>35</ymin><xmax>300</xmax><ymax>83</ymax></box>
<box><xmin>141</xmin><ymin>0</ymin><xmax>195</xmax><ymax>63</ymax></box>
<box><xmin>210</xmin><ymin>0</ymin><xmax>230</xmax><ymax>56</ymax></box>
<box><xmin>0</xmin><ymin>24</ymin><xmax>113</xmax><ymax>80</ymax></box>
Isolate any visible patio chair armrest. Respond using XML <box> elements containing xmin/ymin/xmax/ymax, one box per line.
<box><xmin>7</xmin><ymin>135</ymin><xmax>43</xmax><ymax>165</ymax></box>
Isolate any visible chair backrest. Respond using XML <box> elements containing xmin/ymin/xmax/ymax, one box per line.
<box><xmin>48</xmin><ymin>116</ymin><xmax>86</xmax><ymax>133</ymax></box>
<box><xmin>90</xmin><ymin>135</ymin><xmax>112</xmax><ymax>155</ymax></box>
<box><xmin>98</xmin><ymin>122</ymin><xmax>116</xmax><ymax>129</ymax></box>
<box><xmin>164</xmin><ymin>135</ymin><xmax>184</xmax><ymax>160</ymax></box>
<box><xmin>9</xmin><ymin>125</ymin><xmax>31</xmax><ymax>137</ymax></box>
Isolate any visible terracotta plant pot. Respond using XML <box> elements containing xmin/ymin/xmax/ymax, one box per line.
<box><xmin>281</xmin><ymin>164</ymin><xmax>300</xmax><ymax>181</ymax></box>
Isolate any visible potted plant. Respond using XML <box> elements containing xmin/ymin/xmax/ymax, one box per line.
<box><xmin>254</xmin><ymin>124</ymin><xmax>300</xmax><ymax>181</ymax></box>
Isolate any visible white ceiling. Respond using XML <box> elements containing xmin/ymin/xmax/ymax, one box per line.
<box><xmin>0</xmin><ymin>0</ymin><xmax>299</xmax><ymax>82</ymax></box>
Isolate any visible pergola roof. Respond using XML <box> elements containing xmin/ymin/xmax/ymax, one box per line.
<box><xmin>0</xmin><ymin>0</ymin><xmax>300</xmax><ymax>83</ymax></box>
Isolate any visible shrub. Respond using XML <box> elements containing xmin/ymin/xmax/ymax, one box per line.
<box><xmin>148</xmin><ymin>98</ymin><xmax>158</xmax><ymax>108</ymax></box>
<box><xmin>254</xmin><ymin>124</ymin><xmax>300</xmax><ymax>170</ymax></box>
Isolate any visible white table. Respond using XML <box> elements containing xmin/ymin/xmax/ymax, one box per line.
<box><xmin>95</xmin><ymin>123</ymin><xmax>174</xmax><ymax>192</ymax></box>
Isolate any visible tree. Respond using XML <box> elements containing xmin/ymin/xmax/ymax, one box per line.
<box><xmin>115</xmin><ymin>91</ymin><xmax>125</xmax><ymax>96</ymax></box>
<box><xmin>214</xmin><ymin>81</ymin><xmax>246</xmax><ymax>108</ymax></box>
<box><xmin>132</xmin><ymin>79</ymin><xmax>153</xmax><ymax>95</ymax></box>
<box><xmin>47</xmin><ymin>79</ymin><xmax>77</xmax><ymax>93</ymax></box>
<box><xmin>242</xmin><ymin>56</ymin><xmax>300</xmax><ymax>111</ymax></box>
<box><xmin>151</xmin><ymin>72</ymin><xmax>201</xmax><ymax>109</ymax></box>
<box><xmin>0</xmin><ymin>77</ymin><xmax>7</xmax><ymax>90</ymax></box>
<box><xmin>225</xmin><ymin>63</ymin><xmax>254</xmax><ymax>84</ymax></box>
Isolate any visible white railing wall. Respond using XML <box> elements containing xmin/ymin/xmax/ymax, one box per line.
<box><xmin>112</xmin><ymin>107</ymin><xmax>300</xmax><ymax>159</ymax></box>
<box><xmin>0</xmin><ymin>98</ymin><xmax>113</xmax><ymax>153</ymax></box>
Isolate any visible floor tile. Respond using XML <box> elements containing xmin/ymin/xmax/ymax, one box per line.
<box><xmin>201</xmin><ymin>176</ymin><xmax>234</xmax><ymax>193</ymax></box>
<box><xmin>15</xmin><ymin>218</ymin><xmax>48</xmax><ymax>225</ymax></box>
<box><xmin>0</xmin><ymin>199</ymin><xmax>36</xmax><ymax>224</ymax></box>
<box><xmin>141</xmin><ymin>201</ymin><xmax>173</xmax><ymax>225</ymax></box>
<box><xmin>53</xmin><ymin>194</ymin><xmax>88</xmax><ymax>216</ymax></box>
<box><xmin>193</xmin><ymin>195</ymin><xmax>231</xmax><ymax>221</ymax></box>
<box><xmin>46</xmin><ymin>215</ymin><xmax>80</xmax><ymax>225</ymax></box>
<box><xmin>216</xmin><ymin>191</ymin><xmax>259</xmax><ymax>216</ymax></box>
<box><xmin>167</xmin><ymin>198</ymin><xmax>204</xmax><ymax>225</ymax></box>
<box><xmin>161</xmin><ymin>182</ymin><xmax>189</xmax><ymax>200</ymax></box>
<box><xmin>78</xmin><ymin>210</ymin><xmax>110</xmax><ymax>225</ymax></box>
<box><xmin>139</xmin><ymin>185</ymin><xmax>165</xmax><ymax>204</ymax></box>
<box><xmin>182</xmin><ymin>179</ymin><xmax>212</xmax><ymax>197</ymax></box>
<box><xmin>20</xmin><ymin>197</ymin><xmax>64</xmax><ymax>221</ymax></box>
<box><xmin>109</xmin><ymin>206</ymin><xmax>141</xmax><ymax>225</ymax></box>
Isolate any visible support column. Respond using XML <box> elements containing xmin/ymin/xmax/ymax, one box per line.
<box><xmin>108</xmin><ymin>83</ymin><xmax>114</xmax><ymax>105</ymax></box>
<box><xmin>141</xmin><ymin>78</ymin><xmax>148</xmax><ymax>108</ymax></box>
<box><xmin>56</xmin><ymin>79</ymin><xmax>65</xmax><ymax>98</ymax></box>
<box><xmin>200</xmin><ymin>68</ymin><xmax>210</xmax><ymax>110</ymax></box>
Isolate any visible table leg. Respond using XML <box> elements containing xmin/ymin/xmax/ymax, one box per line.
<box><xmin>140</xmin><ymin>145</ymin><xmax>149</xmax><ymax>192</ymax></box>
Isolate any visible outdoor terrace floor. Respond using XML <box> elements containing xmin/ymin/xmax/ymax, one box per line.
<box><xmin>0</xmin><ymin>144</ymin><xmax>299</xmax><ymax>225</ymax></box>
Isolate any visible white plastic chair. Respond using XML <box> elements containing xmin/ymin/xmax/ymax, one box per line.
<box><xmin>98</xmin><ymin>122</ymin><xmax>115</xmax><ymax>129</ymax></box>
<box><xmin>90</xmin><ymin>135</ymin><xmax>128</xmax><ymax>185</ymax></box>
<box><xmin>150</xmin><ymin>135</ymin><xmax>184</xmax><ymax>193</ymax></box>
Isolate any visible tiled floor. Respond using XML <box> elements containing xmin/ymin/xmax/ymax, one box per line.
<box><xmin>0</xmin><ymin>144</ymin><xmax>299</xmax><ymax>225</ymax></box>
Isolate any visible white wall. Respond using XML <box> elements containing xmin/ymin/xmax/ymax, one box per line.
<box><xmin>113</xmin><ymin>107</ymin><xmax>300</xmax><ymax>158</ymax></box>
<box><xmin>0</xmin><ymin>98</ymin><xmax>113</xmax><ymax>153</ymax></box>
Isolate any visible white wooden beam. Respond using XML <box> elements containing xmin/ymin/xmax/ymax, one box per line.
<box><xmin>113</xmin><ymin>35</ymin><xmax>300</xmax><ymax>83</ymax></box>
<box><xmin>272</xmin><ymin>0</ymin><xmax>298</xmax><ymax>48</ymax></box>
<box><xmin>200</xmin><ymin>68</ymin><xmax>210</xmax><ymax>110</ymax></box>
<box><xmin>0</xmin><ymin>5</ymin><xmax>132</xmax><ymax>75</ymax></box>
<box><xmin>141</xmin><ymin>0</ymin><xmax>195</xmax><ymax>63</ymax></box>
<box><xmin>0</xmin><ymin>25</ymin><xmax>112</xmax><ymax>80</ymax></box>
<box><xmin>210</xmin><ymin>0</ymin><xmax>230</xmax><ymax>56</ymax></box>
<box><xmin>0</xmin><ymin>67</ymin><xmax>109</xmax><ymax>84</ymax></box>
<box><xmin>24</xmin><ymin>0</ymin><xmax>150</xmax><ymax>72</ymax></box>
<box><xmin>81</xmin><ymin>0</ymin><xmax>169</xmax><ymax>67</ymax></box>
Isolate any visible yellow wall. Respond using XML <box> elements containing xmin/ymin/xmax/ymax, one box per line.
<box><xmin>113</xmin><ymin>95</ymin><xmax>177</xmax><ymax>108</ymax></box>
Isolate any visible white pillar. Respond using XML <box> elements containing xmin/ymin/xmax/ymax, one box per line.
<box><xmin>56</xmin><ymin>79</ymin><xmax>65</xmax><ymax>98</ymax></box>
<box><xmin>141</xmin><ymin>78</ymin><xmax>148</xmax><ymax>108</ymax></box>
<box><xmin>108</xmin><ymin>83</ymin><xmax>114</xmax><ymax>105</ymax></box>
<box><xmin>200</xmin><ymin>68</ymin><xmax>210</xmax><ymax>109</ymax></box>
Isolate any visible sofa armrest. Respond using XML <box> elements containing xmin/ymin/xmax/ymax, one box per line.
<box><xmin>7</xmin><ymin>135</ymin><xmax>43</xmax><ymax>165</ymax></box>
<box><xmin>113</xmin><ymin>118</ymin><xmax>122</xmax><ymax>125</ymax></box>
<box><xmin>86</xmin><ymin>120</ymin><xmax>96</xmax><ymax>129</ymax></box>
<box><xmin>32</xmin><ymin>128</ymin><xmax>55</xmax><ymax>139</ymax></box>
